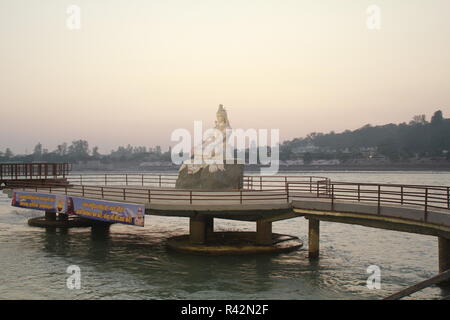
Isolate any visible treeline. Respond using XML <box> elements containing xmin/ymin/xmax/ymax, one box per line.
<box><xmin>1</xmin><ymin>110</ymin><xmax>449</xmax><ymax>164</ymax></box>
<box><xmin>0</xmin><ymin>140</ymin><xmax>172</xmax><ymax>163</ymax></box>
<box><xmin>280</xmin><ymin>110</ymin><xmax>450</xmax><ymax>161</ymax></box>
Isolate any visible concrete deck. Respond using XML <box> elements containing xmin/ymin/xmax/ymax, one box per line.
<box><xmin>292</xmin><ymin>198</ymin><xmax>450</xmax><ymax>238</ymax></box>
<box><xmin>5</xmin><ymin>186</ymin><xmax>450</xmax><ymax>233</ymax></box>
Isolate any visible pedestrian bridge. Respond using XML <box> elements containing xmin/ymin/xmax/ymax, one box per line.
<box><xmin>5</xmin><ymin>173</ymin><xmax>450</xmax><ymax>274</ymax></box>
<box><xmin>0</xmin><ymin>163</ymin><xmax>71</xmax><ymax>189</ymax></box>
<box><xmin>9</xmin><ymin>173</ymin><xmax>450</xmax><ymax>234</ymax></box>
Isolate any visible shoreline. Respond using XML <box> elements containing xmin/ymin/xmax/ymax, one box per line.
<box><xmin>70</xmin><ymin>164</ymin><xmax>450</xmax><ymax>174</ymax></box>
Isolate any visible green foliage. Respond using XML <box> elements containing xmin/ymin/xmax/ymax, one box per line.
<box><xmin>303</xmin><ymin>152</ymin><xmax>313</xmax><ymax>164</ymax></box>
<box><xmin>1</xmin><ymin>110</ymin><xmax>448</xmax><ymax>164</ymax></box>
<box><xmin>4</xmin><ymin>148</ymin><xmax>13</xmax><ymax>159</ymax></box>
<box><xmin>67</xmin><ymin>140</ymin><xmax>90</xmax><ymax>161</ymax></box>
<box><xmin>0</xmin><ymin>141</ymin><xmax>171</xmax><ymax>164</ymax></box>
<box><xmin>281</xmin><ymin>110</ymin><xmax>450</xmax><ymax>161</ymax></box>
<box><xmin>431</xmin><ymin>110</ymin><xmax>444</xmax><ymax>125</ymax></box>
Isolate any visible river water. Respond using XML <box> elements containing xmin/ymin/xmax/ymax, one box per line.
<box><xmin>0</xmin><ymin>171</ymin><xmax>449</xmax><ymax>300</ymax></box>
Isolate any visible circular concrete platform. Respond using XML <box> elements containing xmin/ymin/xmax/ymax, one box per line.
<box><xmin>166</xmin><ymin>232</ymin><xmax>303</xmax><ymax>255</ymax></box>
<box><xmin>28</xmin><ymin>216</ymin><xmax>94</xmax><ymax>228</ymax></box>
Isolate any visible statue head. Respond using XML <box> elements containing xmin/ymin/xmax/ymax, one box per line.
<box><xmin>216</xmin><ymin>104</ymin><xmax>230</xmax><ymax>129</ymax></box>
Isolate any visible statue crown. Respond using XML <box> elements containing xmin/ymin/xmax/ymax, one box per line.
<box><xmin>217</xmin><ymin>104</ymin><xmax>226</xmax><ymax>115</ymax></box>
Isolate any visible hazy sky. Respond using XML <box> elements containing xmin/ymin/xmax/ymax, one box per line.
<box><xmin>1</xmin><ymin>0</ymin><xmax>449</xmax><ymax>154</ymax></box>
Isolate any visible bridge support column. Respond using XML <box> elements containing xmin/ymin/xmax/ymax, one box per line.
<box><xmin>91</xmin><ymin>222</ymin><xmax>111</xmax><ymax>235</ymax></box>
<box><xmin>438</xmin><ymin>237</ymin><xmax>450</xmax><ymax>286</ymax></box>
<box><xmin>58</xmin><ymin>213</ymin><xmax>68</xmax><ymax>221</ymax></box>
<box><xmin>90</xmin><ymin>222</ymin><xmax>112</xmax><ymax>241</ymax></box>
<box><xmin>45</xmin><ymin>211</ymin><xmax>56</xmax><ymax>221</ymax></box>
<box><xmin>190</xmin><ymin>216</ymin><xmax>208</xmax><ymax>244</ymax></box>
<box><xmin>439</xmin><ymin>237</ymin><xmax>450</xmax><ymax>273</ymax></box>
<box><xmin>308</xmin><ymin>218</ymin><xmax>320</xmax><ymax>259</ymax></box>
<box><xmin>256</xmin><ymin>220</ymin><xmax>272</xmax><ymax>245</ymax></box>
<box><xmin>205</xmin><ymin>217</ymin><xmax>214</xmax><ymax>236</ymax></box>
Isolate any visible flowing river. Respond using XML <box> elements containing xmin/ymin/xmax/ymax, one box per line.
<box><xmin>0</xmin><ymin>171</ymin><xmax>449</xmax><ymax>299</ymax></box>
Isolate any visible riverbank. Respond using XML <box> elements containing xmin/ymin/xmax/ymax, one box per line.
<box><xmin>71</xmin><ymin>164</ymin><xmax>450</xmax><ymax>173</ymax></box>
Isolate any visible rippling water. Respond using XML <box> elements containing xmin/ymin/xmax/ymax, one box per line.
<box><xmin>1</xmin><ymin>171</ymin><xmax>449</xmax><ymax>300</ymax></box>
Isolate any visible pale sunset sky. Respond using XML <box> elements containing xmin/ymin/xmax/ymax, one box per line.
<box><xmin>0</xmin><ymin>0</ymin><xmax>449</xmax><ymax>153</ymax></box>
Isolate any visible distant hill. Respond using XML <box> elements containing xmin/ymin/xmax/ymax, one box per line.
<box><xmin>280</xmin><ymin>110</ymin><xmax>450</xmax><ymax>161</ymax></box>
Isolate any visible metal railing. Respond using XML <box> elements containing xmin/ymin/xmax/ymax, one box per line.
<box><xmin>383</xmin><ymin>269</ymin><xmax>450</xmax><ymax>300</ymax></box>
<box><xmin>66</xmin><ymin>173</ymin><xmax>330</xmax><ymax>191</ymax></box>
<box><xmin>287</xmin><ymin>181</ymin><xmax>450</xmax><ymax>218</ymax></box>
<box><xmin>13</xmin><ymin>174</ymin><xmax>329</xmax><ymax>205</ymax></box>
<box><xmin>17</xmin><ymin>184</ymin><xmax>290</xmax><ymax>205</ymax></box>
<box><xmin>9</xmin><ymin>173</ymin><xmax>450</xmax><ymax>216</ymax></box>
<box><xmin>0</xmin><ymin>163</ymin><xmax>71</xmax><ymax>180</ymax></box>
<box><xmin>242</xmin><ymin>175</ymin><xmax>329</xmax><ymax>191</ymax></box>
<box><xmin>68</xmin><ymin>173</ymin><xmax>178</xmax><ymax>188</ymax></box>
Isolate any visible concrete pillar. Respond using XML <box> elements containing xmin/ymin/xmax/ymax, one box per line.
<box><xmin>91</xmin><ymin>222</ymin><xmax>111</xmax><ymax>234</ymax></box>
<box><xmin>58</xmin><ymin>213</ymin><xmax>69</xmax><ymax>221</ymax></box>
<box><xmin>45</xmin><ymin>211</ymin><xmax>56</xmax><ymax>221</ymax></box>
<box><xmin>205</xmin><ymin>217</ymin><xmax>214</xmax><ymax>236</ymax></box>
<box><xmin>439</xmin><ymin>237</ymin><xmax>450</xmax><ymax>273</ymax></box>
<box><xmin>190</xmin><ymin>217</ymin><xmax>207</xmax><ymax>244</ymax></box>
<box><xmin>91</xmin><ymin>222</ymin><xmax>111</xmax><ymax>242</ymax></box>
<box><xmin>308</xmin><ymin>218</ymin><xmax>320</xmax><ymax>259</ymax></box>
<box><xmin>256</xmin><ymin>220</ymin><xmax>272</xmax><ymax>245</ymax></box>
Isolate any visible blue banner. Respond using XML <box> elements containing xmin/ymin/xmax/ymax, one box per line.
<box><xmin>11</xmin><ymin>191</ymin><xmax>145</xmax><ymax>227</ymax></box>
<box><xmin>66</xmin><ymin>196</ymin><xmax>145</xmax><ymax>227</ymax></box>
<box><xmin>12</xmin><ymin>191</ymin><xmax>66</xmax><ymax>213</ymax></box>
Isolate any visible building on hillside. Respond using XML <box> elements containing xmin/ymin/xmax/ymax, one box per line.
<box><xmin>311</xmin><ymin>159</ymin><xmax>341</xmax><ymax>165</ymax></box>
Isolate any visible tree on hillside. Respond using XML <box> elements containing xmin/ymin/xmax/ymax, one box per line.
<box><xmin>92</xmin><ymin>146</ymin><xmax>100</xmax><ymax>159</ymax></box>
<box><xmin>68</xmin><ymin>140</ymin><xmax>90</xmax><ymax>161</ymax></box>
<box><xmin>33</xmin><ymin>142</ymin><xmax>43</xmax><ymax>160</ymax></box>
<box><xmin>410</xmin><ymin>114</ymin><xmax>427</xmax><ymax>125</ymax></box>
<box><xmin>431</xmin><ymin>110</ymin><xmax>443</xmax><ymax>125</ymax></box>
<box><xmin>4</xmin><ymin>148</ymin><xmax>13</xmax><ymax>159</ymax></box>
<box><xmin>55</xmin><ymin>143</ymin><xmax>68</xmax><ymax>156</ymax></box>
<box><xmin>303</xmin><ymin>152</ymin><xmax>313</xmax><ymax>164</ymax></box>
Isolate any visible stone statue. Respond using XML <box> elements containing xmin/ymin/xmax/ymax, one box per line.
<box><xmin>214</xmin><ymin>104</ymin><xmax>231</xmax><ymax>134</ymax></box>
<box><xmin>175</xmin><ymin>104</ymin><xmax>243</xmax><ymax>190</ymax></box>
